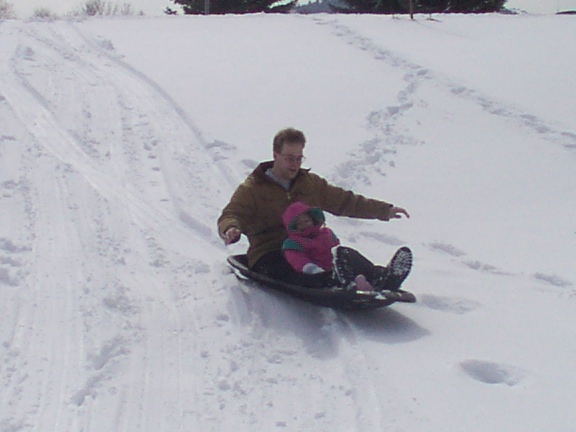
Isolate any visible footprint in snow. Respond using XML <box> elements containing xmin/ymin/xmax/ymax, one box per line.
<box><xmin>533</xmin><ymin>272</ymin><xmax>573</xmax><ymax>288</ymax></box>
<box><xmin>462</xmin><ymin>260</ymin><xmax>512</xmax><ymax>276</ymax></box>
<box><xmin>358</xmin><ymin>231</ymin><xmax>405</xmax><ymax>247</ymax></box>
<box><xmin>427</xmin><ymin>241</ymin><xmax>509</xmax><ymax>275</ymax></box>
<box><xmin>0</xmin><ymin>134</ymin><xmax>17</xmax><ymax>142</ymax></box>
<box><xmin>561</xmin><ymin>131</ymin><xmax>576</xmax><ymax>149</ymax></box>
<box><xmin>420</xmin><ymin>294</ymin><xmax>481</xmax><ymax>315</ymax></box>
<box><xmin>460</xmin><ymin>359</ymin><xmax>525</xmax><ymax>386</ymax></box>
<box><xmin>88</xmin><ymin>336</ymin><xmax>129</xmax><ymax>371</ymax></box>
<box><xmin>0</xmin><ymin>238</ymin><xmax>30</xmax><ymax>287</ymax></box>
<box><xmin>0</xmin><ymin>266</ymin><xmax>20</xmax><ymax>287</ymax></box>
<box><xmin>22</xmin><ymin>46</ymin><xmax>35</xmax><ymax>61</ymax></box>
<box><xmin>0</xmin><ymin>238</ymin><xmax>31</xmax><ymax>253</ymax></box>
<box><xmin>241</xmin><ymin>158</ymin><xmax>258</xmax><ymax>170</ymax></box>
<box><xmin>205</xmin><ymin>139</ymin><xmax>237</xmax><ymax>162</ymax></box>
<box><xmin>427</xmin><ymin>241</ymin><xmax>466</xmax><ymax>257</ymax></box>
<box><xmin>96</xmin><ymin>37</ymin><xmax>115</xmax><ymax>51</ymax></box>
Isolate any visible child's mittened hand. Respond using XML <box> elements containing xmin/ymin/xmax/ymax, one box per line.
<box><xmin>302</xmin><ymin>263</ymin><xmax>324</xmax><ymax>274</ymax></box>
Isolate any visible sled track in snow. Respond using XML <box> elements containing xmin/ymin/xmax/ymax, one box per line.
<box><xmin>0</xmin><ymin>20</ymin><xmax>235</xmax><ymax>431</ymax></box>
<box><xmin>6</xmin><ymin>21</ymin><xmax>234</xmax><ymax>243</ymax></box>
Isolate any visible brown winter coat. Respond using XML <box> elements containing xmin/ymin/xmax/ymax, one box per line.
<box><xmin>218</xmin><ymin>161</ymin><xmax>395</xmax><ymax>268</ymax></box>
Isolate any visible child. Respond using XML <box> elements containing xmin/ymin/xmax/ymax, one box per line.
<box><xmin>281</xmin><ymin>201</ymin><xmax>376</xmax><ymax>291</ymax></box>
<box><xmin>282</xmin><ymin>201</ymin><xmax>339</xmax><ymax>274</ymax></box>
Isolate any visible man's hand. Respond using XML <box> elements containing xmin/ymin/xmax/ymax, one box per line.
<box><xmin>223</xmin><ymin>227</ymin><xmax>241</xmax><ymax>245</ymax></box>
<box><xmin>390</xmin><ymin>206</ymin><xmax>410</xmax><ymax>219</ymax></box>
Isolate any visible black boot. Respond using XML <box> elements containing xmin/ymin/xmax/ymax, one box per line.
<box><xmin>382</xmin><ymin>246</ymin><xmax>412</xmax><ymax>291</ymax></box>
<box><xmin>369</xmin><ymin>265</ymin><xmax>389</xmax><ymax>291</ymax></box>
<box><xmin>332</xmin><ymin>246</ymin><xmax>358</xmax><ymax>291</ymax></box>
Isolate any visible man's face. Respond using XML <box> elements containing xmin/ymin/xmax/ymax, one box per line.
<box><xmin>273</xmin><ymin>142</ymin><xmax>305</xmax><ymax>182</ymax></box>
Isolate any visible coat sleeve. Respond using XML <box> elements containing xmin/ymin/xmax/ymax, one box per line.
<box><xmin>313</xmin><ymin>175</ymin><xmax>395</xmax><ymax>221</ymax></box>
<box><xmin>217</xmin><ymin>182</ymin><xmax>255</xmax><ymax>239</ymax></box>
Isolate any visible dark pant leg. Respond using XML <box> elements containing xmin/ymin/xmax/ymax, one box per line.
<box><xmin>252</xmin><ymin>250</ymin><xmax>332</xmax><ymax>288</ymax></box>
<box><xmin>335</xmin><ymin>246</ymin><xmax>378</xmax><ymax>283</ymax></box>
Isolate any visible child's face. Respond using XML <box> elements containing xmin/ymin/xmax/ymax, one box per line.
<box><xmin>295</xmin><ymin>213</ymin><xmax>314</xmax><ymax>232</ymax></box>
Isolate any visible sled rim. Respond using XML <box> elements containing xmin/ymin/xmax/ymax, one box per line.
<box><xmin>227</xmin><ymin>254</ymin><xmax>416</xmax><ymax>310</ymax></box>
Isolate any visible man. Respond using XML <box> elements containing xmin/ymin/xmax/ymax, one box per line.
<box><xmin>218</xmin><ymin>128</ymin><xmax>411</xmax><ymax>289</ymax></box>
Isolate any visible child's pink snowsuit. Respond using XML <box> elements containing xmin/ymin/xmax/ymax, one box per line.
<box><xmin>281</xmin><ymin>202</ymin><xmax>340</xmax><ymax>273</ymax></box>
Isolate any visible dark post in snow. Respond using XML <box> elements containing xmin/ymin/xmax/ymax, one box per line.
<box><xmin>409</xmin><ymin>0</ymin><xmax>414</xmax><ymax>19</ymax></box>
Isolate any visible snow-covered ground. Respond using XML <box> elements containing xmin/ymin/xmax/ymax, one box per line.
<box><xmin>0</xmin><ymin>12</ymin><xmax>575</xmax><ymax>432</ymax></box>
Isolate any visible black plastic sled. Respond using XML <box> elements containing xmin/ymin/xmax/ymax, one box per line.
<box><xmin>227</xmin><ymin>254</ymin><xmax>416</xmax><ymax>310</ymax></box>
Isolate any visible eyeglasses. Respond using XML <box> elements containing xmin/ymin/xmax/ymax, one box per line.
<box><xmin>280</xmin><ymin>154</ymin><xmax>306</xmax><ymax>164</ymax></box>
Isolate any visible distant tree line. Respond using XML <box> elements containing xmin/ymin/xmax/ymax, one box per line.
<box><xmin>171</xmin><ymin>0</ymin><xmax>297</xmax><ymax>14</ymax></box>
<box><xmin>332</xmin><ymin>0</ymin><xmax>506</xmax><ymax>14</ymax></box>
<box><xmin>171</xmin><ymin>0</ymin><xmax>506</xmax><ymax>14</ymax></box>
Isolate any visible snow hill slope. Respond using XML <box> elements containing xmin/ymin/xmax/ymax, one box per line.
<box><xmin>0</xmin><ymin>13</ymin><xmax>575</xmax><ymax>432</ymax></box>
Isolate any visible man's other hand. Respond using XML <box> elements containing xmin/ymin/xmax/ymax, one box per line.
<box><xmin>390</xmin><ymin>206</ymin><xmax>410</xmax><ymax>219</ymax></box>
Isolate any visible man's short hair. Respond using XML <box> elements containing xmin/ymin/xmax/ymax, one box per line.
<box><xmin>273</xmin><ymin>128</ymin><xmax>306</xmax><ymax>153</ymax></box>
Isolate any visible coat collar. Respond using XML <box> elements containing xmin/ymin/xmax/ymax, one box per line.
<box><xmin>253</xmin><ymin>160</ymin><xmax>309</xmax><ymax>185</ymax></box>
